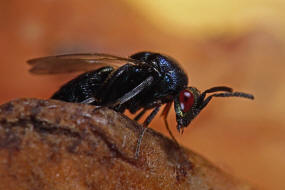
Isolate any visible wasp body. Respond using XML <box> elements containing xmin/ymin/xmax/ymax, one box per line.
<box><xmin>28</xmin><ymin>51</ymin><xmax>254</xmax><ymax>156</ymax></box>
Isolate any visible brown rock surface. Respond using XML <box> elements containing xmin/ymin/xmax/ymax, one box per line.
<box><xmin>0</xmin><ymin>99</ymin><xmax>255</xmax><ymax>190</ymax></box>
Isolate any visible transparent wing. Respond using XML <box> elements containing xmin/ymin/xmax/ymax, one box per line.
<box><xmin>27</xmin><ymin>53</ymin><xmax>141</xmax><ymax>74</ymax></box>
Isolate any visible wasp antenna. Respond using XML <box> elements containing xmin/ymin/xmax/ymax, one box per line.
<box><xmin>203</xmin><ymin>86</ymin><xmax>233</xmax><ymax>94</ymax></box>
<box><xmin>212</xmin><ymin>92</ymin><xmax>254</xmax><ymax>100</ymax></box>
<box><xmin>232</xmin><ymin>92</ymin><xmax>254</xmax><ymax>99</ymax></box>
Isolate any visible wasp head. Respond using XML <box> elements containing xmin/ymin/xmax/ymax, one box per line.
<box><xmin>174</xmin><ymin>87</ymin><xmax>202</xmax><ymax>133</ymax></box>
<box><xmin>174</xmin><ymin>86</ymin><xmax>254</xmax><ymax>133</ymax></box>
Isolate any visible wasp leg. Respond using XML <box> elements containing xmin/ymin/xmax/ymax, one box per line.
<box><xmin>100</xmin><ymin>63</ymin><xmax>156</xmax><ymax>106</ymax></box>
<box><xmin>98</xmin><ymin>63</ymin><xmax>134</xmax><ymax>103</ymax></box>
<box><xmin>80</xmin><ymin>97</ymin><xmax>96</xmax><ymax>104</ymax></box>
<box><xmin>134</xmin><ymin>109</ymin><xmax>147</xmax><ymax>121</ymax></box>
<box><xmin>161</xmin><ymin>102</ymin><xmax>178</xmax><ymax>144</ymax></box>
<box><xmin>135</xmin><ymin>105</ymin><xmax>161</xmax><ymax>159</ymax></box>
<box><xmin>109</xmin><ymin>76</ymin><xmax>154</xmax><ymax>107</ymax></box>
<box><xmin>142</xmin><ymin>105</ymin><xmax>161</xmax><ymax>127</ymax></box>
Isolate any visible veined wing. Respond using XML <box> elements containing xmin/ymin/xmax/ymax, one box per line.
<box><xmin>27</xmin><ymin>53</ymin><xmax>141</xmax><ymax>74</ymax></box>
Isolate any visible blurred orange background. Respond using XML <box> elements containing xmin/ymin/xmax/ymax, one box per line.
<box><xmin>0</xmin><ymin>0</ymin><xmax>284</xmax><ymax>189</ymax></box>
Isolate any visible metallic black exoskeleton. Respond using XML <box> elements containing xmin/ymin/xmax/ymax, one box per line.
<box><xmin>28</xmin><ymin>52</ymin><xmax>254</xmax><ymax>156</ymax></box>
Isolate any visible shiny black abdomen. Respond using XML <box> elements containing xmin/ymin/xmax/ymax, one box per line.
<box><xmin>51</xmin><ymin>66</ymin><xmax>114</xmax><ymax>103</ymax></box>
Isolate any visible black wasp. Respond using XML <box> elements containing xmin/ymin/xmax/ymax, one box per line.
<box><xmin>28</xmin><ymin>52</ymin><xmax>254</xmax><ymax>156</ymax></box>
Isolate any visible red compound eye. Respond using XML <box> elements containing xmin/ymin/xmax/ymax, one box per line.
<box><xmin>179</xmin><ymin>90</ymin><xmax>194</xmax><ymax>112</ymax></box>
